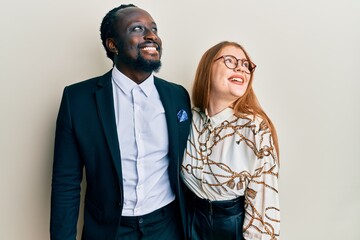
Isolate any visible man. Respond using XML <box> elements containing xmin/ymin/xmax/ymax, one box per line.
<box><xmin>50</xmin><ymin>4</ymin><xmax>191</xmax><ymax>240</ymax></box>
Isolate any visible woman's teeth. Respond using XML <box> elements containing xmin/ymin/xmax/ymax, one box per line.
<box><xmin>230</xmin><ymin>78</ymin><xmax>244</xmax><ymax>83</ymax></box>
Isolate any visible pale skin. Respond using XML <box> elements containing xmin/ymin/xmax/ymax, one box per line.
<box><xmin>208</xmin><ymin>46</ymin><xmax>250</xmax><ymax>117</ymax></box>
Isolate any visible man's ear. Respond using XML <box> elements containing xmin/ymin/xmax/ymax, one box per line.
<box><xmin>106</xmin><ymin>38</ymin><xmax>118</xmax><ymax>55</ymax></box>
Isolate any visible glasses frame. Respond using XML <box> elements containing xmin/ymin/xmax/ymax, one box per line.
<box><xmin>215</xmin><ymin>55</ymin><xmax>256</xmax><ymax>73</ymax></box>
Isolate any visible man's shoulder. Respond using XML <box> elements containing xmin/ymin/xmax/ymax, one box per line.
<box><xmin>154</xmin><ymin>76</ymin><xmax>187</xmax><ymax>93</ymax></box>
<box><xmin>66</xmin><ymin>70</ymin><xmax>112</xmax><ymax>90</ymax></box>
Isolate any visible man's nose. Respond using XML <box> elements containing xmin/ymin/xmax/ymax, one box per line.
<box><xmin>144</xmin><ymin>28</ymin><xmax>158</xmax><ymax>41</ymax></box>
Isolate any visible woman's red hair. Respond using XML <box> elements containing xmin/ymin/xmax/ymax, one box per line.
<box><xmin>192</xmin><ymin>41</ymin><xmax>279</xmax><ymax>159</ymax></box>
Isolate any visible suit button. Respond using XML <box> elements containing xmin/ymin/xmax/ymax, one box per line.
<box><xmin>139</xmin><ymin>218</ymin><xmax>144</xmax><ymax>224</ymax></box>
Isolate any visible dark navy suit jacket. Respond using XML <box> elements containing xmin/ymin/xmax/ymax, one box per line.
<box><xmin>50</xmin><ymin>70</ymin><xmax>191</xmax><ymax>240</ymax></box>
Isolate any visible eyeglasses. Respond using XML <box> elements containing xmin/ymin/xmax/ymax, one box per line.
<box><xmin>214</xmin><ymin>55</ymin><xmax>256</xmax><ymax>74</ymax></box>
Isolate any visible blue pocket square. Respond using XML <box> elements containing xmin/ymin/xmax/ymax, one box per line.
<box><xmin>177</xmin><ymin>109</ymin><xmax>188</xmax><ymax>122</ymax></box>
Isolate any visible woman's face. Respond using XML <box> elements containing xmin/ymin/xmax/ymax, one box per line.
<box><xmin>210</xmin><ymin>45</ymin><xmax>251</xmax><ymax>107</ymax></box>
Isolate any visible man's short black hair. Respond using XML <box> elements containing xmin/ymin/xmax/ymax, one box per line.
<box><xmin>100</xmin><ymin>4</ymin><xmax>137</xmax><ymax>62</ymax></box>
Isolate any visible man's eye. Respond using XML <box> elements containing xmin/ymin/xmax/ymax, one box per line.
<box><xmin>152</xmin><ymin>27</ymin><xmax>158</xmax><ymax>33</ymax></box>
<box><xmin>132</xmin><ymin>26</ymin><xmax>144</xmax><ymax>32</ymax></box>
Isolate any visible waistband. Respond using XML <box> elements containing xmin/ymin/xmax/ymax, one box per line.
<box><xmin>186</xmin><ymin>189</ymin><xmax>245</xmax><ymax>216</ymax></box>
<box><xmin>120</xmin><ymin>201</ymin><xmax>176</xmax><ymax>224</ymax></box>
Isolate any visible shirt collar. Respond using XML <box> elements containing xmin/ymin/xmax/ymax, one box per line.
<box><xmin>205</xmin><ymin>107</ymin><xmax>234</xmax><ymax>127</ymax></box>
<box><xmin>111</xmin><ymin>67</ymin><xmax>155</xmax><ymax>97</ymax></box>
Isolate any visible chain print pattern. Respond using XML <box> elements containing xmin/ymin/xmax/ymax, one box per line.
<box><xmin>182</xmin><ymin>108</ymin><xmax>280</xmax><ymax>239</ymax></box>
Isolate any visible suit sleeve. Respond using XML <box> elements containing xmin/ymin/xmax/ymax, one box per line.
<box><xmin>50</xmin><ymin>87</ymin><xmax>83</xmax><ymax>240</ymax></box>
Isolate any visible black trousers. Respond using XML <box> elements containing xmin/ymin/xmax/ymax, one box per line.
<box><xmin>186</xmin><ymin>190</ymin><xmax>245</xmax><ymax>240</ymax></box>
<box><xmin>117</xmin><ymin>201</ymin><xmax>183</xmax><ymax>240</ymax></box>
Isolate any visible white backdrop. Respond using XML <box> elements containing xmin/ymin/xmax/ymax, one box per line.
<box><xmin>1</xmin><ymin>0</ymin><xmax>359</xmax><ymax>239</ymax></box>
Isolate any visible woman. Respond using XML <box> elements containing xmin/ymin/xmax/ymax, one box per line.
<box><xmin>181</xmin><ymin>41</ymin><xmax>280</xmax><ymax>240</ymax></box>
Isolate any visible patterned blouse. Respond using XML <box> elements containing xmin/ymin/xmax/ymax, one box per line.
<box><xmin>181</xmin><ymin>107</ymin><xmax>280</xmax><ymax>239</ymax></box>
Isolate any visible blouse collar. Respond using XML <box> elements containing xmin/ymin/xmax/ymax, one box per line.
<box><xmin>204</xmin><ymin>107</ymin><xmax>234</xmax><ymax>127</ymax></box>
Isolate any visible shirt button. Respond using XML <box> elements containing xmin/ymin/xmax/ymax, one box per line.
<box><xmin>139</xmin><ymin>218</ymin><xmax>144</xmax><ymax>224</ymax></box>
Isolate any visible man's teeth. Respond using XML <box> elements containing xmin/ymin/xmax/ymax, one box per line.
<box><xmin>142</xmin><ymin>47</ymin><xmax>157</xmax><ymax>51</ymax></box>
<box><xmin>230</xmin><ymin>78</ymin><xmax>244</xmax><ymax>83</ymax></box>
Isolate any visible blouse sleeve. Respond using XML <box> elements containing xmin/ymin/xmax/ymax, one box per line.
<box><xmin>243</xmin><ymin>120</ymin><xmax>280</xmax><ymax>240</ymax></box>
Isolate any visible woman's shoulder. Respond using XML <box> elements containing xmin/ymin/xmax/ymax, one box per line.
<box><xmin>236</xmin><ymin>114</ymin><xmax>270</xmax><ymax>133</ymax></box>
<box><xmin>191</xmin><ymin>107</ymin><xmax>202</xmax><ymax>114</ymax></box>
<box><xmin>191</xmin><ymin>107</ymin><xmax>205</xmax><ymax>121</ymax></box>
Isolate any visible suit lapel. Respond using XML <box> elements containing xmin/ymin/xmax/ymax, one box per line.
<box><xmin>94</xmin><ymin>74</ymin><xmax>181</xmax><ymax>187</ymax></box>
<box><xmin>95</xmin><ymin>71</ymin><xmax>122</xmax><ymax>178</ymax></box>
<box><xmin>154</xmin><ymin>78</ymin><xmax>180</xmax><ymax>164</ymax></box>
<box><xmin>155</xmin><ymin>77</ymin><xmax>186</xmax><ymax>220</ymax></box>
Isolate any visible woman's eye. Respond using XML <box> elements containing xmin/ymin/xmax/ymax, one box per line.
<box><xmin>224</xmin><ymin>58</ymin><xmax>233</xmax><ymax>63</ymax></box>
<box><xmin>243</xmin><ymin>61</ymin><xmax>249</xmax><ymax>68</ymax></box>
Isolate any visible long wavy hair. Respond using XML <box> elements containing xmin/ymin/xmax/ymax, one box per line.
<box><xmin>192</xmin><ymin>41</ymin><xmax>279</xmax><ymax>159</ymax></box>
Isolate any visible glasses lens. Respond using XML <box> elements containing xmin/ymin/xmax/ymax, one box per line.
<box><xmin>242</xmin><ymin>60</ymin><xmax>251</xmax><ymax>73</ymax></box>
<box><xmin>223</xmin><ymin>56</ymin><xmax>237</xmax><ymax>69</ymax></box>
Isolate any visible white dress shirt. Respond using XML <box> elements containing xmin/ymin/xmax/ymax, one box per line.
<box><xmin>112</xmin><ymin>67</ymin><xmax>175</xmax><ymax>216</ymax></box>
<box><xmin>181</xmin><ymin>107</ymin><xmax>280</xmax><ymax>239</ymax></box>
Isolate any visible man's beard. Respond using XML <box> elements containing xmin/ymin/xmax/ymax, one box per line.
<box><xmin>130</xmin><ymin>54</ymin><xmax>162</xmax><ymax>73</ymax></box>
<box><xmin>117</xmin><ymin>45</ymin><xmax>162</xmax><ymax>73</ymax></box>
